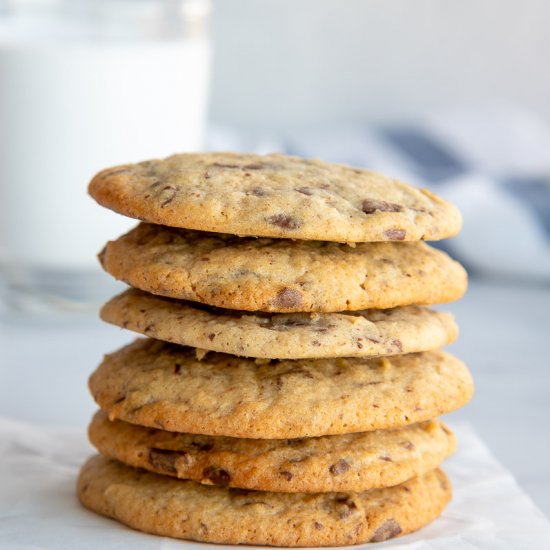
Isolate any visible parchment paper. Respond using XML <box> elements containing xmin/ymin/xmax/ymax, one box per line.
<box><xmin>0</xmin><ymin>417</ymin><xmax>549</xmax><ymax>549</ymax></box>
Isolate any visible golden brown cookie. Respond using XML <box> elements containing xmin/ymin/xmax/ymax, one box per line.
<box><xmin>78</xmin><ymin>455</ymin><xmax>452</xmax><ymax>546</ymax></box>
<box><xmin>99</xmin><ymin>223</ymin><xmax>467</xmax><ymax>312</ymax></box>
<box><xmin>100</xmin><ymin>289</ymin><xmax>458</xmax><ymax>359</ymax></box>
<box><xmin>88</xmin><ymin>152</ymin><xmax>462</xmax><ymax>243</ymax></box>
<box><xmin>89</xmin><ymin>339</ymin><xmax>474</xmax><ymax>439</ymax></box>
<box><xmin>89</xmin><ymin>410</ymin><xmax>456</xmax><ymax>493</ymax></box>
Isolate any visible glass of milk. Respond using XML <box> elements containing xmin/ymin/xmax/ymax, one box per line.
<box><xmin>0</xmin><ymin>0</ymin><xmax>212</xmax><ymax>314</ymax></box>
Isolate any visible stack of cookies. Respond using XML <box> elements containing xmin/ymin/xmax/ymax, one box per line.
<box><xmin>79</xmin><ymin>153</ymin><xmax>473</xmax><ymax>546</ymax></box>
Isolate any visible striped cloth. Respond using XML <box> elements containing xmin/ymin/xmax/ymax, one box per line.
<box><xmin>208</xmin><ymin>105</ymin><xmax>550</xmax><ymax>281</ymax></box>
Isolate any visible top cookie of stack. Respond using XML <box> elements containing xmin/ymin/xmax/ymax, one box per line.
<box><xmin>89</xmin><ymin>152</ymin><xmax>462</xmax><ymax>243</ymax></box>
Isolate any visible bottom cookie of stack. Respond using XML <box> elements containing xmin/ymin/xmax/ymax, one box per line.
<box><xmin>78</xmin><ymin>454</ymin><xmax>451</xmax><ymax>547</ymax></box>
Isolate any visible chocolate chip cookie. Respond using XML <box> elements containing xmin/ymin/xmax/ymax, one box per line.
<box><xmin>99</xmin><ymin>223</ymin><xmax>467</xmax><ymax>312</ymax></box>
<box><xmin>78</xmin><ymin>454</ymin><xmax>452</xmax><ymax>546</ymax></box>
<box><xmin>101</xmin><ymin>289</ymin><xmax>458</xmax><ymax>359</ymax></box>
<box><xmin>89</xmin><ymin>410</ymin><xmax>455</xmax><ymax>493</ymax></box>
<box><xmin>88</xmin><ymin>152</ymin><xmax>461</xmax><ymax>243</ymax></box>
<box><xmin>89</xmin><ymin>339</ymin><xmax>474</xmax><ymax>439</ymax></box>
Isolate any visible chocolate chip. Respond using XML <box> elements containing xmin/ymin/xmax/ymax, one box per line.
<box><xmin>208</xmin><ymin>333</ymin><xmax>216</xmax><ymax>341</ymax></box>
<box><xmin>149</xmin><ymin>448</ymin><xmax>185</xmax><ymax>474</ymax></box>
<box><xmin>232</xmin><ymin>267</ymin><xmax>254</xmax><ymax>278</ymax></box>
<box><xmin>192</xmin><ymin>441</ymin><xmax>214</xmax><ymax>452</ymax></box>
<box><xmin>265</xmin><ymin>317</ymin><xmax>310</xmax><ymax>331</ymax></box>
<box><xmin>288</xmin><ymin>456</ymin><xmax>308</xmax><ymax>463</ymax></box>
<box><xmin>241</xmin><ymin>499</ymin><xmax>269</xmax><ymax>506</ymax></box>
<box><xmin>296</xmin><ymin>187</ymin><xmax>313</xmax><ymax>196</ymax></box>
<box><xmin>291</xmin><ymin>366</ymin><xmax>314</xmax><ymax>378</ymax></box>
<box><xmin>314</xmin><ymin>522</ymin><xmax>323</xmax><ymax>530</ymax></box>
<box><xmin>384</xmin><ymin>229</ymin><xmax>406</xmax><ymax>240</ymax></box>
<box><xmin>211</xmin><ymin>162</ymin><xmax>241</xmax><ymax>169</ymax></box>
<box><xmin>286</xmin><ymin>438</ymin><xmax>306</xmax><ymax>447</ymax></box>
<box><xmin>271</xmin><ymin>288</ymin><xmax>303</xmax><ymax>309</ymax></box>
<box><xmin>362</xmin><ymin>199</ymin><xmax>403</xmax><ymax>214</ymax></box>
<box><xmin>267</xmin><ymin>214</ymin><xmax>302</xmax><ymax>230</ymax></box>
<box><xmin>212</xmin><ymin>161</ymin><xmax>264</xmax><ymax>170</ymax></box>
<box><xmin>159</xmin><ymin>185</ymin><xmax>177</xmax><ymax>207</ymax></box>
<box><xmin>334</xmin><ymin>497</ymin><xmax>358</xmax><ymax>518</ymax></box>
<box><xmin>249</xmin><ymin>187</ymin><xmax>267</xmax><ymax>197</ymax></box>
<box><xmin>371</xmin><ymin>519</ymin><xmax>402</xmax><ymax>542</ymax></box>
<box><xmin>392</xmin><ymin>339</ymin><xmax>403</xmax><ymax>352</ymax></box>
<box><xmin>279</xmin><ymin>470</ymin><xmax>293</xmax><ymax>481</ymax></box>
<box><xmin>147</xmin><ymin>180</ymin><xmax>163</xmax><ymax>190</ymax></box>
<box><xmin>203</xmin><ymin>466</ymin><xmax>231</xmax><ymax>487</ymax></box>
<box><xmin>329</xmin><ymin>459</ymin><xmax>350</xmax><ymax>475</ymax></box>
<box><xmin>174</xmin><ymin>363</ymin><xmax>182</xmax><ymax>374</ymax></box>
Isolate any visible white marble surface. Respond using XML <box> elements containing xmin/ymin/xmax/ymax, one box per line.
<box><xmin>0</xmin><ymin>278</ymin><xmax>549</xmax><ymax>518</ymax></box>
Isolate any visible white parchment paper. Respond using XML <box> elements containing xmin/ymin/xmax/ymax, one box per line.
<box><xmin>0</xmin><ymin>417</ymin><xmax>549</xmax><ymax>549</ymax></box>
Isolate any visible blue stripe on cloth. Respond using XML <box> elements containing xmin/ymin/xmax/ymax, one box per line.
<box><xmin>502</xmin><ymin>177</ymin><xmax>550</xmax><ymax>235</ymax></box>
<box><xmin>380</xmin><ymin>127</ymin><xmax>467</xmax><ymax>182</ymax></box>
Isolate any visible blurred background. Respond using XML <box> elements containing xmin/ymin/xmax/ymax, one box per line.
<box><xmin>0</xmin><ymin>0</ymin><xmax>549</xmax><ymax>516</ymax></box>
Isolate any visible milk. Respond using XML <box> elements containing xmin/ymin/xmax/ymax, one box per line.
<box><xmin>0</xmin><ymin>5</ymin><xmax>211</xmax><ymax>307</ymax></box>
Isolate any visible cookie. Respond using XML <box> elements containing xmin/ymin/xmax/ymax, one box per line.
<box><xmin>101</xmin><ymin>289</ymin><xmax>458</xmax><ymax>359</ymax></box>
<box><xmin>99</xmin><ymin>224</ymin><xmax>467</xmax><ymax>313</ymax></box>
<box><xmin>88</xmin><ymin>152</ymin><xmax>461</xmax><ymax>243</ymax></box>
<box><xmin>78</xmin><ymin>455</ymin><xmax>451</xmax><ymax>546</ymax></box>
<box><xmin>89</xmin><ymin>410</ymin><xmax>455</xmax><ymax>493</ymax></box>
<box><xmin>89</xmin><ymin>339</ymin><xmax>474</xmax><ymax>439</ymax></box>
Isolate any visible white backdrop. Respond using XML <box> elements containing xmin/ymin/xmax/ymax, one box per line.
<box><xmin>210</xmin><ymin>0</ymin><xmax>550</xmax><ymax>131</ymax></box>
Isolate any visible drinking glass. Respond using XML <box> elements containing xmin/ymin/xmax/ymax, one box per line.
<box><xmin>0</xmin><ymin>0</ymin><xmax>212</xmax><ymax>314</ymax></box>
